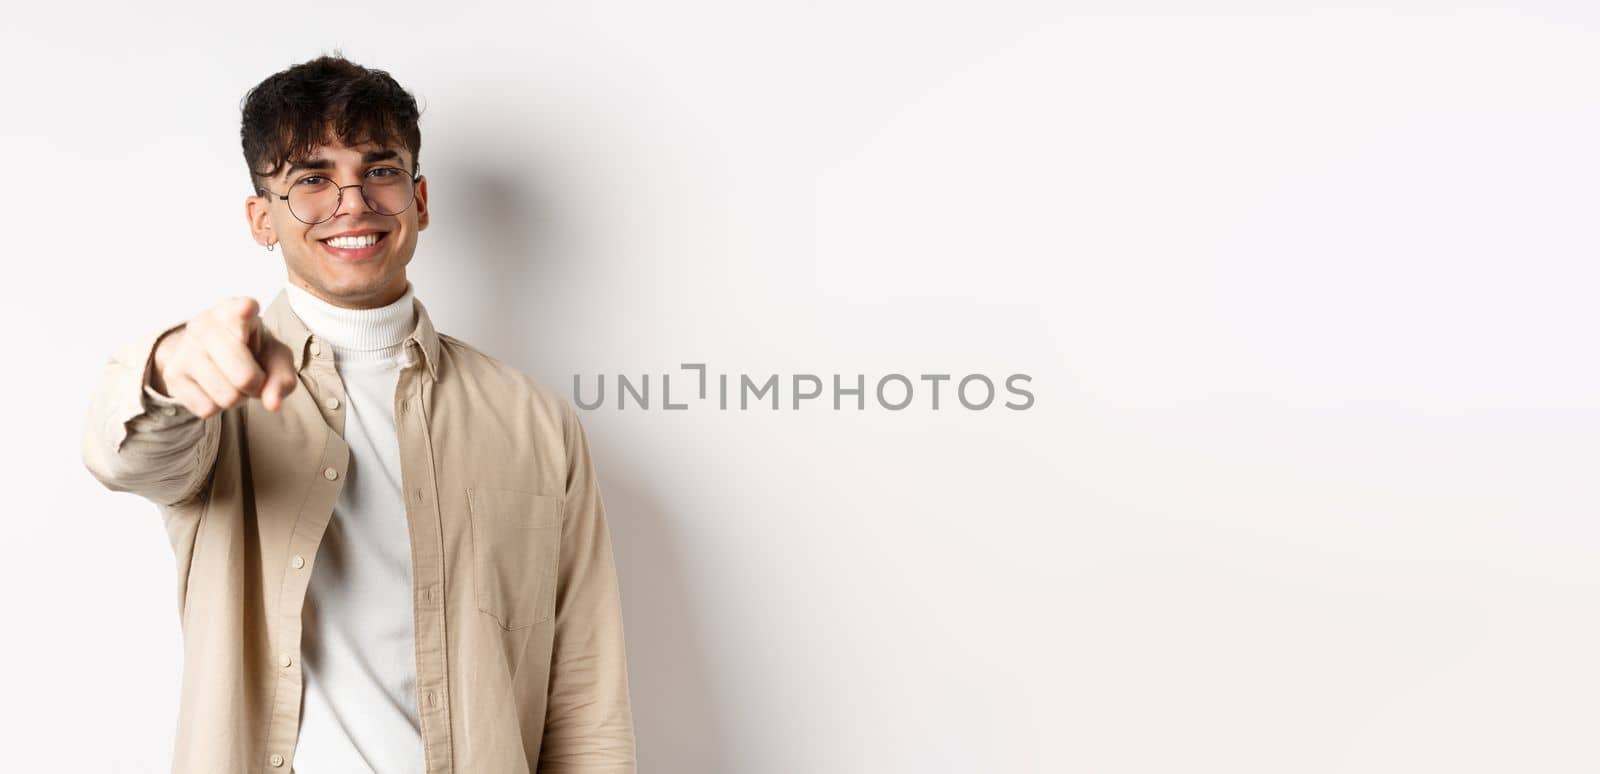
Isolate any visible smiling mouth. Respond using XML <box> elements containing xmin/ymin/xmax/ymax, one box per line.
<box><xmin>321</xmin><ymin>232</ymin><xmax>387</xmax><ymax>248</ymax></box>
<box><xmin>319</xmin><ymin>231</ymin><xmax>390</xmax><ymax>259</ymax></box>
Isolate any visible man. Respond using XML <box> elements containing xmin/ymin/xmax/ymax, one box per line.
<box><xmin>80</xmin><ymin>54</ymin><xmax>637</xmax><ymax>774</ymax></box>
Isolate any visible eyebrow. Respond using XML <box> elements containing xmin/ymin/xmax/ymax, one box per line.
<box><xmin>283</xmin><ymin>149</ymin><xmax>403</xmax><ymax>179</ymax></box>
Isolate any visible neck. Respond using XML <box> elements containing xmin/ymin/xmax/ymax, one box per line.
<box><xmin>283</xmin><ymin>281</ymin><xmax>418</xmax><ymax>363</ymax></box>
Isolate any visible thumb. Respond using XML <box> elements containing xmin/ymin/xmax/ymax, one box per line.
<box><xmin>257</xmin><ymin>335</ymin><xmax>298</xmax><ymax>412</ymax></box>
<box><xmin>237</xmin><ymin>297</ymin><xmax>263</xmax><ymax>353</ymax></box>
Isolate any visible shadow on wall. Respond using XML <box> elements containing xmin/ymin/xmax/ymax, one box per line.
<box><xmin>449</xmin><ymin>157</ymin><xmax>731</xmax><ymax>772</ymax></box>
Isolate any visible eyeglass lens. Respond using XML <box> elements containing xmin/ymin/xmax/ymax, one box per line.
<box><xmin>287</xmin><ymin>168</ymin><xmax>415</xmax><ymax>224</ymax></box>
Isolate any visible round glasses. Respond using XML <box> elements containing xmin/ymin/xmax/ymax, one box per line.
<box><xmin>259</xmin><ymin>166</ymin><xmax>421</xmax><ymax>225</ymax></box>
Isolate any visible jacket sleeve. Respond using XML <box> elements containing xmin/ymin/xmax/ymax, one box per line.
<box><xmin>536</xmin><ymin>399</ymin><xmax>638</xmax><ymax>773</ymax></box>
<box><xmin>81</xmin><ymin>321</ymin><xmax>223</xmax><ymax>508</ymax></box>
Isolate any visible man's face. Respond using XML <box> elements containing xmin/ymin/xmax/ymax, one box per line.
<box><xmin>246</xmin><ymin>136</ymin><xmax>429</xmax><ymax>309</ymax></box>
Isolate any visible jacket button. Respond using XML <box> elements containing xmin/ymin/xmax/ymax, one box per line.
<box><xmin>291</xmin><ymin>555</ymin><xmax>305</xmax><ymax>569</ymax></box>
<box><xmin>324</xmin><ymin>467</ymin><xmax>338</xmax><ymax>481</ymax></box>
<box><xmin>309</xmin><ymin>341</ymin><xmax>321</xmax><ymax>357</ymax></box>
<box><xmin>325</xmin><ymin>396</ymin><xmax>340</xmax><ymax>410</ymax></box>
<box><xmin>270</xmin><ymin>753</ymin><xmax>284</xmax><ymax>766</ymax></box>
<box><xmin>280</xmin><ymin>653</ymin><xmax>293</xmax><ymax>668</ymax></box>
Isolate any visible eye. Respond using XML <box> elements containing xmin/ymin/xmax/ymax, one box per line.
<box><xmin>368</xmin><ymin>166</ymin><xmax>404</xmax><ymax>178</ymax></box>
<box><xmin>293</xmin><ymin>175</ymin><xmax>328</xmax><ymax>187</ymax></box>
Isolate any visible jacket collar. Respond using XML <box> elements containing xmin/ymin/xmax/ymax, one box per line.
<box><xmin>262</xmin><ymin>285</ymin><xmax>441</xmax><ymax>382</ymax></box>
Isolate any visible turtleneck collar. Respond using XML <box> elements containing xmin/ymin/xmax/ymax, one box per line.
<box><xmin>283</xmin><ymin>280</ymin><xmax>418</xmax><ymax>364</ymax></box>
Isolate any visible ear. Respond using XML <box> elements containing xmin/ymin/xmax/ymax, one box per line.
<box><xmin>245</xmin><ymin>191</ymin><xmax>275</xmax><ymax>247</ymax></box>
<box><xmin>414</xmin><ymin>175</ymin><xmax>429</xmax><ymax>232</ymax></box>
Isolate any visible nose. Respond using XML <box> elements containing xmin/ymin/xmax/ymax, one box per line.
<box><xmin>330</xmin><ymin>182</ymin><xmax>374</xmax><ymax>219</ymax></box>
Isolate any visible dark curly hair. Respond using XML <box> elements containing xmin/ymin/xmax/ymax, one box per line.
<box><xmin>240</xmin><ymin>52</ymin><xmax>423</xmax><ymax>195</ymax></box>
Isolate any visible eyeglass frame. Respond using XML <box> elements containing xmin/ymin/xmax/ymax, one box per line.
<box><xmin>256</xmin><ymin>164</ymin><xmax>424</xmax><ymax>225</ymax></box>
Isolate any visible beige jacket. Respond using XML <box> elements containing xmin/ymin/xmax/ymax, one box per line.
<box><xmin>80</xmin><ymin>288</ymin><xmax>637</xmax><ymax>773</ymax></box>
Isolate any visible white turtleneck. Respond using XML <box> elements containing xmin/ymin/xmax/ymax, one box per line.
<box><xmin>283</xmin><ymin>280</ymin><xmax>425</xmax><ymax>774</ymax></box>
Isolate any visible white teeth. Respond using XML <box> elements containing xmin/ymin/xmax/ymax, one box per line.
<box><xmin>324</xmin><ymin>233</ymin><xmax>381</xmax><ymax>248</ymax></box>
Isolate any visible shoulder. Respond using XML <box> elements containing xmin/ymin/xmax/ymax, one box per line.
<box><xmin>436</xmin><ymin>332</ymin><xmax>574</xmax><ymax>422</ymax></box>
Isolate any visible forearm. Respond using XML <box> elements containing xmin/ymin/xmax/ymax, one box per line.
<box><xmin>81</xmin><ymin>321</ymin><xmax>223</xmax><ymax>507</ymax></box>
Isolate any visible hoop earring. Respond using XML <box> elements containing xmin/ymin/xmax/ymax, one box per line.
<box><xmin>266</xmin><ymin>242</ymin><xmax>276</xmax><ymax>252</ymax></box>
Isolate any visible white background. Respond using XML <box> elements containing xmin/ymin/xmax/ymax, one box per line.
<box><xmin>2</xmin><ymin>1</ymin><xmax>1596</xmax><ymax>772</ymax></box>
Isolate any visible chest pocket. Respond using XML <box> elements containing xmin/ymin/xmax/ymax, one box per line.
<box><xmin>467</xmin><ymin>487</ymin><xmax>563</xmax><ymax>630</ymax></box>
